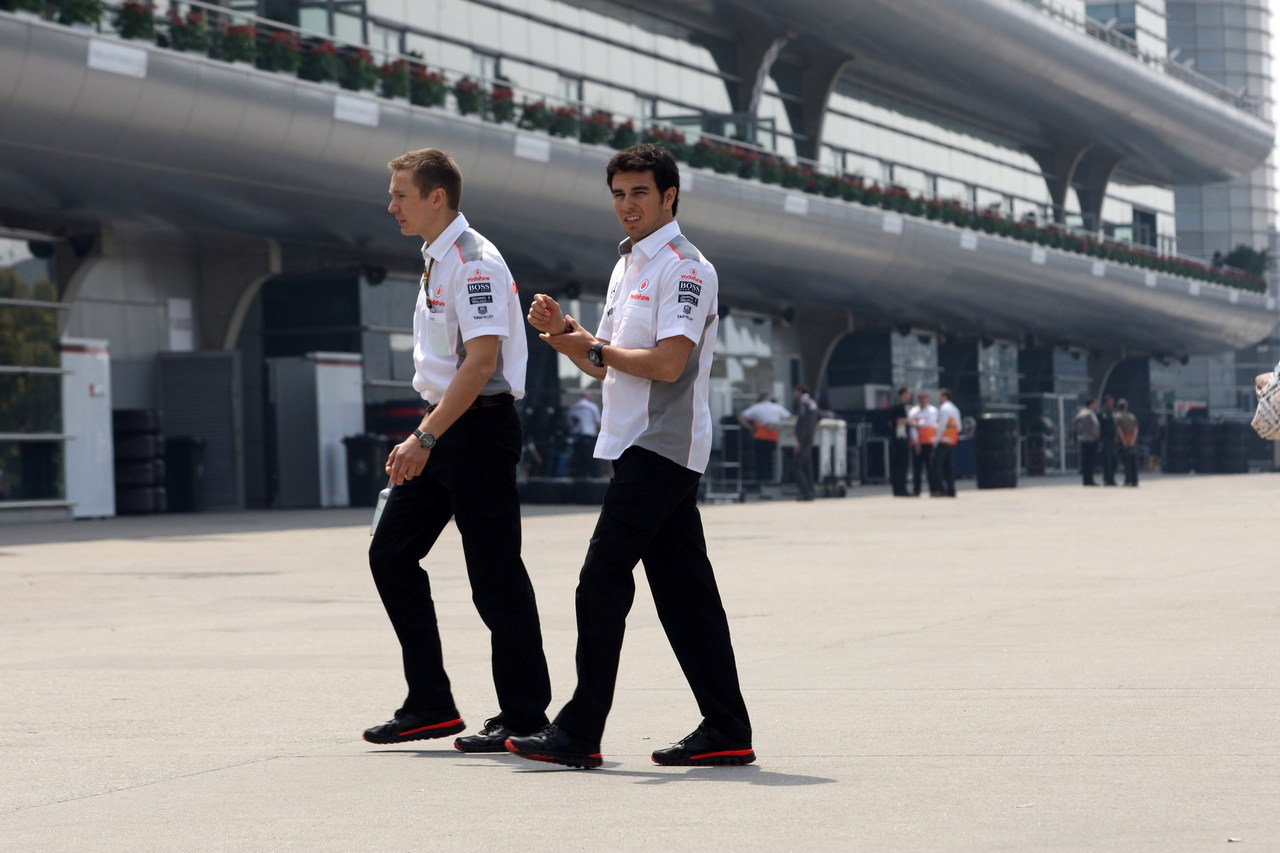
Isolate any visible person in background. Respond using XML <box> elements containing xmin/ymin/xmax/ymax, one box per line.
<box><xmin>793</xmin><ymin>385</ymin><xmax>820</xmax><ymax>502</ymax></box>
<box><xmin>1070</xmin><ymin>396</ymin><xmax>1100</xmax><ymax>486</ymax></box>
<box><xmin>932</xmin><ymin>388</ymin><xmax>961</xmax><ymax>498</ymax></box>
<box><xmin>567</xmin><ymin>391</ymin><xmax>601</xmax><ymax>478</ymax></box>
<box><xmin>907</xmin><ymin>390</ymin><xmax>939</xmax><ymax>496</ymax></box>
<box><xmin>888</xmin><ymin>386</ymin><xmax>912</xmax><ymax>497</ymax></box>
<box><xmin>1098</xmin><ymin>394</ymin><xmax>1118</xmax><ymax>486</ymax></box>
<box><xmin>1114</xmin><ymin>398</ymin><xmax>1140</xmax><ymax>487</ymax></box>
<box><xmin>737</xmin><ymin>392</ymin><xmax>791</xmax><ymax>485</ymax></box>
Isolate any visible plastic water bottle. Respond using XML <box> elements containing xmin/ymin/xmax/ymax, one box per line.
<box><xmin>369</xmin><ymin>485</ymin><xmax>392</xmax><ymax>536</ymax></box>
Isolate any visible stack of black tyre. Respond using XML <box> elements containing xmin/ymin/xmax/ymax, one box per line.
<box><xmin>1163</xmin><ymin>420</ymin><xmax>1193</xmax><ymax>473</ymax></box>
<box><xmin>975</xmin><ymin>414</ymin><xmax>1018</xmax><ymax>489</ymax></box>
<box><xmin>113</xmin><ymin>409</ymin><xmax>167</xmax><ymax>515</ymax></box>
<box><xmin>1214</xmin><ymin>422</ymin><xmax>1251</xmax><ymax>474</ymax></box>
<box><xmin>1191</xmin><ymin>419</ymin><xmax>1217</xmax><ymax>474</ymax></box>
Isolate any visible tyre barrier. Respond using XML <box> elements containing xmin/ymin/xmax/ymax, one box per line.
<box><xmin>1162</xmin><ymin>419</ymin><xmax>1251</xmax><ymax>475</ymax></box>
<box><xmin>114</xmin><ymin>408</ymin><xmax>166</xmax><ymax>514</ymax></box>
<box><xmin>1163</xmin><ymin>420</ymin><xmax>1193</xmax><ymax>473</ymax></box>
<box><xmin>974</xmin><ymin>414</ymin><xmax>1018</xmax><ymax>490</ymax></box>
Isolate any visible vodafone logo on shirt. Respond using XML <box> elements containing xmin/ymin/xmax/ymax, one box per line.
<box><xmin>630</xmin><ymin>279</ymin><xmax>651</xmax><ymax>302</ymax></box>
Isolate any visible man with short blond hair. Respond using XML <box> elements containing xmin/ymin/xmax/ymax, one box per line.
<box><xmin>362</xmin><ymin>148</ymin><xmax>551</xmax><ymax>754</ymax></box>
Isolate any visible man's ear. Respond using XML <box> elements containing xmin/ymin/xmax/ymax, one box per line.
<box><xmin>663</xmin><ymin>186</ymin><xmax>678</xmax><ymax>211</ymax></box>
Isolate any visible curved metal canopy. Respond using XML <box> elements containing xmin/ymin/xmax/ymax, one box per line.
<box><xmin>588</xmin><ymin>0</ymin><xmax>1274</xmax><ymax>186</ymax></box>
<box><xmin>0</xmin><ymin>16</ymin><xmax>1274</xmax><ymax>358</ymax></box>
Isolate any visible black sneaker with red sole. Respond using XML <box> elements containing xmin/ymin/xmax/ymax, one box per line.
<box><xmin>504</xmin><ymin>724</ymin><xmax>602</xmax><ymax>769</ymax></box>
<box><xmin>363</xmin><ymin>712</ymin><xmax>466</xmax><ymax>745</ymax></box>
<box><xmin>651</xmin><ymin>724</ymin><xmax>755</xmax><ymax>766</ymax></box>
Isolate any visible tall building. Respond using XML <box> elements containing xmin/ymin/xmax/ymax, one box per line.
<box><xmin>0</xmin><ymin>0</ymin><xmax>1274</xmax><ymax>519</ymax></box>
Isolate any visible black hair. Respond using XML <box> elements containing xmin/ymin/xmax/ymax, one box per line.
<box><xmin>606</xmin><ymin>143</ymin><xmax>680</xmax><ymax>216</ymax></box>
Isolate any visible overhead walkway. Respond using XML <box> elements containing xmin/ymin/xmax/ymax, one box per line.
<box><xmin>0</xmin><ymin>12</ymin><xmax>1274</xmax><ymax>357</ymax></box>
<box><xmin>592</xmin><ymin>0</ymin><xmax>1274</xmax><ymax>187</ymax></box>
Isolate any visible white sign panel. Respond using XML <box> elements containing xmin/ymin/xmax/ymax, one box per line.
<box><xmin>784</xmin><ymin>194</ymin><xmax>808</xmax><ymax>216</ymax></box>
<box><xmin>882</xmin><ymin>214</ymin><xmax>903</xmax><ymax>235</ymax></box>
<box><xmin>334</xmin><ymin>94</ymin><xmax>379</xmax><ymax>127</ymax></box>
<box><xmin>515</xmin><ymin>134</ymin><xmax>550</xmax><ymax>163</ymax></box>
<box><xmin>168</xmin><ymin>298</ymin><xmax>194</xmax><ymax>352</ymax></box>
<box><xmin>1091</xmin><ymin>260</ymin><xmax>1105</xmax><ymax>277</ymax></box>
<box><xmin>1144</xmin><ymin>272</ymin><xmax>1157</xmax><ymax>288</ymax></box>
<box><xmin>88</xmin><ymin>39</ymin><xmax>147</xmax><ymax>79</ymax></box>
<box><xmin>1031</xmin><ymin>248</ymin><xmax>1047</xmax><ymax>266</ymax></box>
<box><xmin>960</xmin><ymin>232</ymin><xmax>978</xmax><ymax>251</ymax></box>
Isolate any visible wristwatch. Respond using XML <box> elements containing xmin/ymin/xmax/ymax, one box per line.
<box><xmin>587</xmin><ymin>342</ymin><xmax>606</xmax><ymax>368</ymax></box>
<box><xmin>412</xmin><ymin>428</ymin><xmax>437</xmax><ymax>449</ymax></box>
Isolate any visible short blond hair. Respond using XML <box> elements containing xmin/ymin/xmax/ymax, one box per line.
<box><xmin>387</xmin><ymin>148</ymin><xmax>462</xmax><ymax>209</ymax></box>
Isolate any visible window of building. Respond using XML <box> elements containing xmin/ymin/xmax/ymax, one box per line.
<box><xmin>0</xmin><ymin>236</ymin><xmax>65</xmax><ymax>503</ymax></box>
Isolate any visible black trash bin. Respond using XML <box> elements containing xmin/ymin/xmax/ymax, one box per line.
<box><xmin>974</xmin><ymin>415</ymin><xmax>1018</xmax><ymax>489</ymax></box>
<box><xmin>344</xmin><ymin>434</ymin><xmax>387</xmax><ymax>508</ymax></box>
<box><xmin>165</xmin><ymin>436</ymin><xmax>206</xmax><ymax>513</ymax></box>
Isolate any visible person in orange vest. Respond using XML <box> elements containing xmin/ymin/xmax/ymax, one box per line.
<box><xmin>737</xmin><ymin>392</ymin><xmax>790</xmax><ymax>484</ymax></box>
<box><xmin>1114</xmin><ymin>398</ymin><xmax>1140</xmax><ymax>487</ymax></box>
<box><xmin>908</xmin><ymin>390</ymin><xmax>940</xmax><ymax>496</ymax></box>
<box><xmin>932</xmin><ymin>388</ymin><xmax>961</xmax><ymax>497</ymax></box>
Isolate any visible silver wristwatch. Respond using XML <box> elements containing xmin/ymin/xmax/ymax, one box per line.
<box><xmin>412</xmin><ymin>428</ymin><xmax>437</xmax><ymax>449</ymax></box>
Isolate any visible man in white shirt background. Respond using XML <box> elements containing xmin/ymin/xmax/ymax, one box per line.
<box><xmin>567</xmin><ymin>391</ymin><xmax>601</xmax><ymax>478</ymax></box>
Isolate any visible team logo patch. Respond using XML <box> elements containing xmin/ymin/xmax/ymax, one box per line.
<box><xmin>469</xmin><ymin>295</ymin><xmax>492</xmax><ymax>305</ymax></box>
<box><xmin>678</xmin><ymin>294</ymin><xmax>698</xmax><ymax>305</ymax></box>
<box><xmin>478</xmin><ymin>306</ymin><xmax>488</xmax><ymax>315</ymax></box>
<box><xmin>683</xmin><ymin>305</ymin><xmax>692</xmax><ymax>315</ymax></box>
<box><xmin>467</xmin><ymin>282</ymin><xmax>491</xmax><ymax>294</ymax></box>
<box><xmin>638</xmin><ymin>280</ymin><xmax>649</xmax><ymax>291</ymax></box>
<box><xmin>678</xmin><ymin>281</ymin><xmax>701</xmax><ymax>295</ymax></box>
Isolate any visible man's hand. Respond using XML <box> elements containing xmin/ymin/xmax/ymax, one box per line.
<box><xmin>542</xmin><ymin>322</ymin><xmax>594</xmax><ymax>361</ymax></box>
<box><xmin>527</xmin><ymin>293</ymin><xmax>568</xmax><ymax>336</ymax></box>
<box><xmin>385</xmin><ymin>438</ymin><xmax>428</xmax><ymax>486</ymax></box>
<box><xmin>1256</xmin><ymin>372</ymin><xmax>1273</xmax><ymax>396</ymax></box>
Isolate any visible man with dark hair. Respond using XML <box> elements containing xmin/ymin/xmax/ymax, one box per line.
<box><xmin>509</xmin><ymin>143</ymin><xmax>754</xmax><ymax>769</ymax></box>
<box><xmin>889</xmin><ymin>386</ymin><xmax>912</xmax><ymax>496</ymax></box>
<box><xmin>1098</xmin><ymin>394</ymin><xmax>1118</xmax><ymax>486</ymax></box>
<box><xmin>362</xmin><ymin>148</ymin><xmax>552</xmax><ymax>753</ymax></box>
<box><xmin>1070</xmin><ymin>396</ymin><xmax>1100</xmax><ymax>486</ymax></box>
<box><xmin>933</xmin><ymin>388</ymin><xmax>961</xmax><ymax>497</ymax></box>
<box><xmin>793</xmin><ymin>385</ymin><xmax>819</xmax><ymax>501</ymax></box>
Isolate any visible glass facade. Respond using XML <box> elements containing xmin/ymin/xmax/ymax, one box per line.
<box><xmin>1167</xmin><ymin>0</ymin><xmax>1275</xmax><ymax>266</ymax></box>
<box><xmin>0</xmin><ymin>237</ymin><xmax>64</xmax><ymax>503</ymax></box>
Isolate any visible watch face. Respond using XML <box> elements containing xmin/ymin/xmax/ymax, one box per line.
<box><xmin>589</xmin><ymin>345</ymin><xmax>603</xmax><ymax>367</ymax></box>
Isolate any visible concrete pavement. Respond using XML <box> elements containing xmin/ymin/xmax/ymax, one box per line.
<box><xmin>1</xmin><ymin>474</ymin><xmax>1277</xmax><ymax>851</ymax></box>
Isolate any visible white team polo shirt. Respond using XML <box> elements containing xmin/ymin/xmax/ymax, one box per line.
<box><xmin>594</xmin><ymin>219</ymin><xmax>719</xmax><ymax>473</ymax></box>
<box><xmin>412</xmin><ymin>213</ymin><xmax>527</xmax><ymax>403</ymax></box>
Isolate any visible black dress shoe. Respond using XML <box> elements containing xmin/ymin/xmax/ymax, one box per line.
<box><xmin>363</xmin><ymin>711</ymin><xmax>465</xmax><ymax>745</ymax></box>
<box><xmin>651</xmin><ymin>723</ymin><xmax>755</xmax><ymax>767</ymax></box>
<box><xmin>505</xmin><ymin>724</ymin><xmax>602</xmax><ymax>769</ymax></box>
<box><xmin>455</xmin><ymin>715</ymin><xmax>517</xmax><ymax>753</ymax></box>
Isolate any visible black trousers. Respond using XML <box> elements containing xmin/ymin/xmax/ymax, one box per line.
<box><xmin>1101</xmin><ymin>442</ymin><xmax>1117</xmax><ymax>485</ymax></box>
<box><xmin>368</xmin><ymin>401</ymin><xmax>551</xmax><ymax>733</ymax></box>
<box><xmin>912</xmin><ymin>444</ymin><xmax>936</xmax><ymax>495</ymax></box>
<box><xmin>751</xmin><ymin>438</ymin><xmax>777</xmax><ymax>483</ymax></box>
<box><xmin>1120</xmin><ymin>447</ymin><xmax>1139</xmax><ymax>486</ymax></box>
<box><xmin>890</xmin><ymin>438</ymin><xmax>910</xmax><ymax>495</ymax></box>
<box><xmin>554</xmin><ymin>447</ymin><xmax>752</xmax><ymax>745</ymax></box>
<box><xmin>1080</xmin><ymin>440</ymin><xmax>1098</xmax><ymax>485</ymax></box>
<box><xmin>793</xmin><ymin>442</ymin><xmax>816</xmax><ymax>500</ymax></box>
<box><xmin>934</xmin><ymin>443</ymin><xmax>956</xmax><ymax>496</ymax></box>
